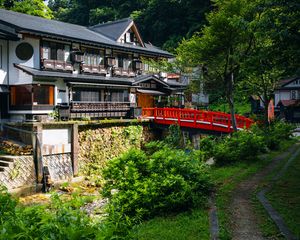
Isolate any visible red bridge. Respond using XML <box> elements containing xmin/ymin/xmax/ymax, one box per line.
<box><xmin>142</xmin><ymin>108</ymin><xmax>254</xmax><ymax>133</ymax></box>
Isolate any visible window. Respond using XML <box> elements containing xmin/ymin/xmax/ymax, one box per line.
<box><xmin>33</xmin><ymin>85</ymin><xmax>54</xmax><ymax>105</ymax></box>
<box><xmin>106</xmin><ymin>89</ymin><xmax>129</xmax><ymax>102</ymax></box>
<box><xmin>83</xmin><ymin>48</ymin><xmax>104</xmax><ymax>66</ymax></box>
<box><xmin>72</xmin><ymin>88</ymin><xmax>101</xmax><ymax>102</ymax></box>
<box><xmin>291</xmin><ymin>90</ymin><xmax>297</xmax><ymax>100</ymax></box>
<box><xmin>10</xmin><ymin>85</ymin><xmax>54</xmax><ymax>106</ymax></box>
<box><xmin>42</xmin><ymin>40</ymin><xmax>70</xmax><ymax>61</ymax></box>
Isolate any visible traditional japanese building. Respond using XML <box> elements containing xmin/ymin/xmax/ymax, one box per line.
<box><xmin>0</xmin><ymin>9</ymin><xmax>186</xmax><ymax>121</ymax></box>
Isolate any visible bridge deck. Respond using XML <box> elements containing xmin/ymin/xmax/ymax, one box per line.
<box><xmin>142</xmin><ymin>108</ymin><xmax>254</xmax><ymax>133</ymax></box>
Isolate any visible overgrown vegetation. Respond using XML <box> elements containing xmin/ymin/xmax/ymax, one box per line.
<box><xmin>0</xmin><ymin>122</ymin><xmax>296</xmax><ymax>239</ymax></box>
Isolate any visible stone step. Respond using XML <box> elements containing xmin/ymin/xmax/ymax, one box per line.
<box><xmin>0</xmin><ymin>161</ymin><xmax>10</xmax><ymax>167</ymax></box>
<box><xmin>0</xmin><ymin>156</ymin><xmax>15</xmax><ymax>163</ymax></box>
<box><xmin>0</xmin><ymin>167</ymin><xmax>4</xmax><ymax>172</ymax></box>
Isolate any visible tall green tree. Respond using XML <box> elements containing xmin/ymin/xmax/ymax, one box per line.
<box><xmin>239</xmin><ymin>0</ymin><xmax>300</xmax><ymax>124</ymax></box>
<box><xmin>47</xmin><ymin>0</ymin><xmax>211</xmax><ymax>49</ymax></box>
<box><xmin>177</xmin><ymin>0</ymin><xmax>259</xmax><ymax>131</ymax></box>
<box><xmin>0</xmin><ymin>0</ymin><xmax>53</xmax><ymax>19</ymax></box>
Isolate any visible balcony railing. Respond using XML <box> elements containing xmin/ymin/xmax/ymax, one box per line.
<box><xmin>69</xmin><ymin>101</ymin><xmax>131</xmax><ymax>119</ymax></box>
<box><xmin>114</xmin><ymin>68</ymin><xmax>136</xmax><ymax>77</ymax></box>
<box><xmin>82</xmin><ymin>64</ymin><xmax>107</xmax><ymax>75</ymax></box>
<box><xmin>42</xmin><ymin>59</ymin><xmax>73</xmax><ymax>72</ymax></box>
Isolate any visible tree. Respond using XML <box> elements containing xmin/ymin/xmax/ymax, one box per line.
<box><xmin>1</xmin><ymin>0</ymin><xmax>53</xmax><ymax>19</ymax></box>
<box><xmin>239</xmin><ymin>0</ymin><xmax>300</xmax><ymax>125</ymax></box>
<box><xmin>177</xmin><ymin>0</ymin><xmax>259</xmax><ymax>131</ymax></box>
<box><xmin>47</xmin><ymin>0</ymin><xmax>211</xmax><ymax>49</ymax></box>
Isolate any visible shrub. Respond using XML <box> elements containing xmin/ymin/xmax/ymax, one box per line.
<box><xmin>0</xmin><ymin>187</ymin><xmax>107</xmax><ymax>240</ymax></box>
<box><xmin>265</xmin><ymin>121</ymin><xmax>294</xmax><ymax>150</ymax></box>
<box><xmin>102</xmin><ymin>146</ymin><xmax>212</xmax><ymax>225</ymax></box>
<box><xmin>214</xmin><ymin>130</ymin><xmax>266</xmax><ymax>165</ymax></box>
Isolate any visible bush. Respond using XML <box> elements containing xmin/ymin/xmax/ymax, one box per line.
<box><xmin>102</xmin><ymin>146</ymin><xmax>212</xmax><ymax>225</ymax></box>
<box><xmin>214</xmin><ymin>130</ymin><xmax>266</xmax><ymax>165</ymax></box>
<box><xmin>0</xmin><ymin>187</ymin><xmax>107</xmax><ymax>240</ymax></box>
<box><xmin>265</xmin><ymin>121</ymin><xmax>294</xmax><ymax>150</ymax></box>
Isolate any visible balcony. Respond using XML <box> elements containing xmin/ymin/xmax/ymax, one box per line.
<box><xmin>114</xmin><ymin>68</ymin><xmax>136</xmax><ymax>77</ymax></box>
<box><xmin>42</xmin><ymin>59</ymin><xmax>73</xmax><ymax>72</ymax></box>
<box><xmin>69</xmin><ymin>101</ymin><xmax>131</xmax><ymax>119</ymax></box>
<box><xmin>82</xmin><ymin>64</ymin><xmax>107</xmax><ymax>75</ymax></box>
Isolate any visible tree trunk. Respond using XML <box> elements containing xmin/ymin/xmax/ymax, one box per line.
<box><xmin>263</xmin><ymin>95</ymin><xmax>270</xmax><ymax>126</ymax></box>
<box><xmin>227</xmin><ymin>72</ymin><xmax>237</xmax><ymax>131</ymax></box>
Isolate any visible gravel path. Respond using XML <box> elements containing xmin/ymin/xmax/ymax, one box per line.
<box><xmin>229</xmin><ymin>143</ymin><xmax>299</xmax><ymax>240</ymax></box>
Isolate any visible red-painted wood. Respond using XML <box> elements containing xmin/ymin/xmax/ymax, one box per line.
<box><xmin>142</xmin><ymin>108</ymin><xmax>254</xmax><ymax>133</ymax></box>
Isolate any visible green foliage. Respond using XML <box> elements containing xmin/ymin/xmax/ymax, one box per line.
<box><xmin>78</xmin><ymin>125</ymin><xmax>144</xmax><ymax>186</ymax></box>
<box><xmin>214</xmin><ymin>130</ymin><xmax>266</xmax><ymax>165</ymax></box>
<box><xmin>48</xmin><ymin>0</ymin><xmax>210</xmax><ymax>49</ymax></box>
<box><xmin>0</xmin><ymin>188</ymin><xmax>106</xmax><ymax>239</ymax></box>
<box><xmin>102</xmin><ymin>146</ymin><xmax>212</xmax><ymax>228</ymax></box>
<box><xmin>164</xmin><ymin>124</ymin><xmax>183</xmax><ymax>148</ymax></box>
<box><xmin>0</xmin><ymin>0</ymin><xmax>53</xmax><ymax>19</ymax></box>
<box><xmin>252</xmin><ymin>121</ymin><xmax>294</xmax><ymax>150</ymax></box>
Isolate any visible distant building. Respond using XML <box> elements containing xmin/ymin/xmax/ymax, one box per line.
<box><xmin>0</xmin><ymin>9</ymin><xmax>186</xmax><ymax>122</ymax></box>
<box><xmin>275</xmin><ymin>77</ymin><xmax>300</xmax><ymax>122</ymax></box>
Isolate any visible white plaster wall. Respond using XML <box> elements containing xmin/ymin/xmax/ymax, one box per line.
<box><xmin>9</xmin><ymin>36</ymin><xmax>40</xmax><ymax>85</ymax></box>
<box><xmin>275</xmin><ymin>91</ymin><xmax>291</xmax><ymax>106</ymax></box>
<box><xmin>0</xmin><ymin>39</ymin><xmax>8</xmax><ymax>85</ymax></box>
<box><xmin>42</xmin><ymin>128</ymin><xmax>71</xmax><ymax>145</ymax></box>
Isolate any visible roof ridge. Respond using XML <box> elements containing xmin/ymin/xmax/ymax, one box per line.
<box><xmin>89</xmin><ymin>18</ymin><xmax>133</xmax><ymax>29</ymax></box>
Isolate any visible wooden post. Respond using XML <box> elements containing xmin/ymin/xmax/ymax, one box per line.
<box><xmin>71</xmin><ymin>124</ymin><xmax>79</xmax><ymax>176</ymax></box>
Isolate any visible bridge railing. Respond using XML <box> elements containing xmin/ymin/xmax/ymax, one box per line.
<box><xmin>142</xmin><ymin>108</ymin><xmax>254</xmax><ymax>132</ymax></box>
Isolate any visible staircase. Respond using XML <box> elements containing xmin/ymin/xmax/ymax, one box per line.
<box><xmin>0</xmin><ymin>156</ymin><xmax>14</xmax><ymax>172</ymax></box>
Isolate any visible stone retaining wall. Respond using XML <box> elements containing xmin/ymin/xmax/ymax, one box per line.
<box><xmin>0</xmin><ymin>156</ymin><xmax>35</xmax><ymax>190</ymax></box>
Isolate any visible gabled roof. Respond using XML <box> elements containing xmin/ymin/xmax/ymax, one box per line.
<box><xmin>90</xmin><ymin>18</ymin><xmax>145</xmax><ymax>47</ymax></box>
<box><xmin>90</xmin><ymin>18</ymin><xmax>132</xmax><ymax>41</ymax></box>
<box><xmin>277</xmin><ymin>77</ymin><xmax>300</xmax><ymax>88</ymax></box>
<box><xmin>133</xmin><ymin>74</ymin><xmax>170</xmax><ymax>88</ymax></box>
<box><xmin>0</xmin><ymin>9</ymin><xmax>172</xmax><ymax>57</ymax></box>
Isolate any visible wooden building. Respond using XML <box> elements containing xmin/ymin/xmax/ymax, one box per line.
<box><xmin>0</xmin><ymin>9</ymin><xmax>186</xmax><ymax>121</ymax></box>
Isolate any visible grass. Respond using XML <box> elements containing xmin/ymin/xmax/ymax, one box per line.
<box><xmin>130</xmin><ymin>140</ymin><xmax>297</xmax><ymax>240</ymax></box>
<box><xmin>252</xmin><ymin>140</ymin><xmax>300</xmax><ymax>240</ymax></box>
<box><xmin>265</xmin><ymin>153</ymin><xmax>300</xmax><ymax>238</ymax></box>
<box><xmin>211</xmin><ymin>139</ymin><xmax>297</xmax><ymax>240</ymax></box>
<box><xmin>130</xmin><ymin>208</ymin><xmax>210</xmax><ymax>240</ymax></box>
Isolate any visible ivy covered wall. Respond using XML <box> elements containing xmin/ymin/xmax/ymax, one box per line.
<box><xmin>78</xmin><ymin>124</ymin><xmax>157</xmax><ymax>179</ymax></box>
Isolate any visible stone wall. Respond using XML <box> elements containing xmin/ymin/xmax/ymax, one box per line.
<box><xmin>78</xmin><ymin>124</ymin><xmax>157</xmax><ymax>176</ymax></box>
<box><xmin>0</xmin><ymin>156</ymin><xmax>35</xmax><ymax>190</ymax></box>
<box><xmin>43</xmin><ymin>153</ymin><xmax>73</xmax><ymax>181</ymax></box>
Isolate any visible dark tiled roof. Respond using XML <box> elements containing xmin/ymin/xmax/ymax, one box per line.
<box><xmin>277</xmin><ymin>77</ymin><xmax>300</xmax><ymax>88</ymax></box>
<box><xmin>89</xmin><ymin>18</ymin><xmax>132</xmax><ymax>41</ymax></box>
<box><xmin>0</xmin><ymin>9</ymin><xmax>172</xmax><ymax>57</ymax></box>
<box><xmin>0</xmin><ymin>9</ymin><xmax>113</xmax><ymax>45</ymax></box>
<box><xmin>166</xmin><ymin>79</ymin><xmax>188</xmax><ymax>87</ymax></box>
<box><xmin>14</xmin><ymin>64</ymin><xmax>134</xmax><ymax>85</ymax></box>
<box><xmin>133</xmin><ymin>74</ymin><xmax>170</xmax><ymax>87</ymax></box>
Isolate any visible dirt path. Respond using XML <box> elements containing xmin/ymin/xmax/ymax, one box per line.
<box><xmin>229</xmin><ymin>143</ymin><xmax>299</xmax><ymax>240</ymax></box>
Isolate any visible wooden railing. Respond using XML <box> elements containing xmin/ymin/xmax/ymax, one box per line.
<box><xmin>71</xmin><ymin>102</ymin><xmax>130</xmax><ymax>112</ymax></box>
<box><xmin>142</xmin><ymin>108</ymin><xmax>254</xmax><ymax>133</ymax></box>
<box><xmin>42</xmin><ymin>59</ymin><xmax>73</xmax><ymax>72</ymax></box>
<box><xmin>82</xmin><ymin>64</ymin><xmax>107</xmax><ymax>75</ymax></box>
